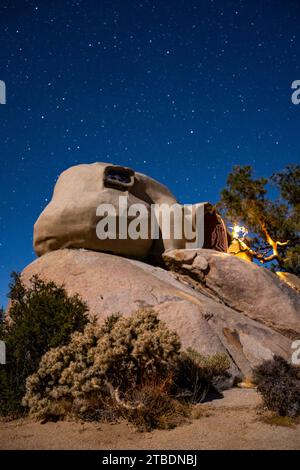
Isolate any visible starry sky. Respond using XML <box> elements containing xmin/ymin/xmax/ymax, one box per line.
<box><xmin>0</xmin><ymin>0</ymin><xmax>299</xmax><ymax>307</ymax></box>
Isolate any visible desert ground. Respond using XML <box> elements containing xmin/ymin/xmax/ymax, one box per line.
<box><xmin>0</xmin><ymin>389</ymin><xmax>299</xmax><ymax>450</ymax></box>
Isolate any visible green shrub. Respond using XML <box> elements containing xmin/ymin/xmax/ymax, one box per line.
<box><xmin>0</xmin><ymin>273</ymin><xmax>89</xmax><ymax>416</ymax></box>
<box><xmin>253</xmin><ymin>355</ymin><xmax>300</xmax><ymax>417</ymax></box>
<box><xmin>175</xmin><ymin>348</ymin><xmax>230</xmax><ymax>402</ymax></box>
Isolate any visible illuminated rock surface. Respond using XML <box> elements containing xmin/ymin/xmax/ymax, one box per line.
<box><xmin>21</xmin><ymin>248</ymin><xmax>298</xmax><ymax>383</ymax></box>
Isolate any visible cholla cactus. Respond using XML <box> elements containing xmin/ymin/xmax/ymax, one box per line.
<box><xmin>22</xmin><ymin>309</ymin><xmax>181</xmax><ymax>420</ymax></box>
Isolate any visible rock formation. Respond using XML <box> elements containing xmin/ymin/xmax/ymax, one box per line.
<box><xmin>163</xmin><ymin>249</ymin><xmax>300</xmax><ymax>339</ymax></box>
<box><xmin>21</xmin><ymin>163</ymin><xmax>299</xmax><ymax>386</ymax></box>
<box><xmin>21</xmin><ymin>248</ymin><xmax>299</xmax><ymax>384</ymax></box>
<box><xmin>34</xmin><ymin>162</ymin><xmax>229</xmax><ymax>261</ymax></box>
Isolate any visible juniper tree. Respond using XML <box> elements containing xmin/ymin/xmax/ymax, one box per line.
<box><xmin>218</xmin><ymin>165</ymin><xmax>299</xmax><ymax>275</ymax></box>
<box><xmin>0</xmin><ymin>273</ymin><xmax>89</xmax><ymax>415</ymax></box>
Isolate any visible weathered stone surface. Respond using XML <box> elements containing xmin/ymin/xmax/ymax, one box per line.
<box><xmin>20</xmin><ymin>248</ymin><xmax>295</xmax><ymax>383</ymax></box>
<box><xmin>33</xmin><ymin>163</ymin><xmax>175</xmax><ymax>260</ymax></box>
<box><xmin>191</xmin><ymin>255</ymin><xmax>209</xmax><ymax>271</ymax></box>
<box><xmin>33</xmin><ymin>162</ymin><xmax>229</xmax><ymax>261</ymax></box>
<box><xmin>276</xmin><ymin>272</ymin><xmax>300</xmax><ymax>294</ymax></box>
<box><xmin>163</xmin><ymin>249</ymin><xmax>300</xmax><ymax>339</ymax></box>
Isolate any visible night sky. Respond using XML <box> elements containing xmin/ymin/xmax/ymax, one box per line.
<box><xmin>0</xmin><ymin>0</ymin><xmax>299</xmax><ymax>307</ymax></box>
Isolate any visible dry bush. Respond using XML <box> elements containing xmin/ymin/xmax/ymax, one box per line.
<box><xmin>175</xmin><ymin>348</ymin><xmax>230</xmax><ymax>402</ymax></box>
<box><xmin>23</xmin><ymin>310</ymin><xmax>181</xmax><ymax>423</ymax></box>
<box><xmin>119</xmin><ymin>376</ymin><xmax>190</xmax><ymax>432</ymax></box>
<box><xmin>23</xmin><ymin>310</ymin><xmax>231</xmax><ymax>430</ymax></box>
<box><xmin>253</xmin><ymin>355</ymin><xmax>300</xmax><ymax>418</ymax></box>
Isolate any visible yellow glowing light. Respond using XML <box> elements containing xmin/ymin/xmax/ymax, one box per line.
<box><xmin>231</xmin><ymin>224</ymin><xmax>248</xmax><ymax>240</ymax></box>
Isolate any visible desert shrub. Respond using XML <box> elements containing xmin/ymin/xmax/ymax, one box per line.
<box><xmin>121</xmin><ymin>377</ymin><xmax>190</xmax><ymax>432</ymax></box>
<box><xmin>22</xmin><ymin>310</ymin><xmax>181</xmax><ymax>423</ymax></box>
<box><xmin>23</xmin><ymin>310</ymin><xmax>231</xmax><ymax>430</ymax></box>
<box><xmin>0</xmin><ymin>273</ymin><xmax>89</xmax><ymax>416</ymax></box>
<box><xmin>253</xmin><ymin>355</ymin><xmax>300</xmax><ymax>417</ymax></box>
<box><xmin>75</xmin><ymin>376</ymin><xmax>190</xmax><ymax>432</ymax></box>
<box><xmin>175</xmin><ymin>348</ymin><xmax>230</xmax><ymax>402</ymax></box>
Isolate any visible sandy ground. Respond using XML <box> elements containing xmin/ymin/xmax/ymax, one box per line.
<box><xmin>0</xmin><ymin>389</ymin><xmax>299</xmax><ymax>450</ymax></box>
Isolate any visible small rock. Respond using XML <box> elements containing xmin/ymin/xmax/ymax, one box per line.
<box><xmin>192</xmin><ymin>255</ymin><xmax>209</xmax><ymax>271</ymax></box>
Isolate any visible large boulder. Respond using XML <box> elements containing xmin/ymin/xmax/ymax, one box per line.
<box><xmin>163</xmin><ymin>249</ymin><xmax>300</xmax><ymax>339</ymax></box>
<box><xmin>20</xmin><ymin>248</ymin><xmax>297</xmax><ymax>383</ymax></box>
<box><xmin>33</xmin><ymin>162</ymin><xmax>229</xmax><ymax>262</ymax></box>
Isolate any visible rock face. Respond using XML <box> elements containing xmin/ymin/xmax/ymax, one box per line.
<box><xmin>163</xmin><ymin>249</ymin><xmax>300</xmax><ymax>339</ymax></box>
<box><xmin>276</xmin><ymin>272</ymin><xmax>300</xmax><ymax>294</ymax></box>
<box><xmin>34</xmin><ymin>163</ymin><xmax>172</xmax><ymax>259</ymax></box>
<box><xmin>33</xmin><ymin>162</ymin><xmax>229</xmax><ymax>261</ymax></box>
<box><xmin>21</xmin><ymin>248</ymin><xmax>299</xmax><ymax>384</ymax></box>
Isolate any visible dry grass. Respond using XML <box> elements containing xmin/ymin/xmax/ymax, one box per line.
<box><xmin>190</xmin><ymin>404</ymin><xmax>212</xmax><ymax>420</ymax></box>
<box><xmin>119</xmin><ymin>377</ymin><xmax>190</xmax><ymax>432</ymax></box>
<box><xmin>257</xmin><ymin>409</ymin><xmax>300</xmax><ymax>428</ymax></box>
